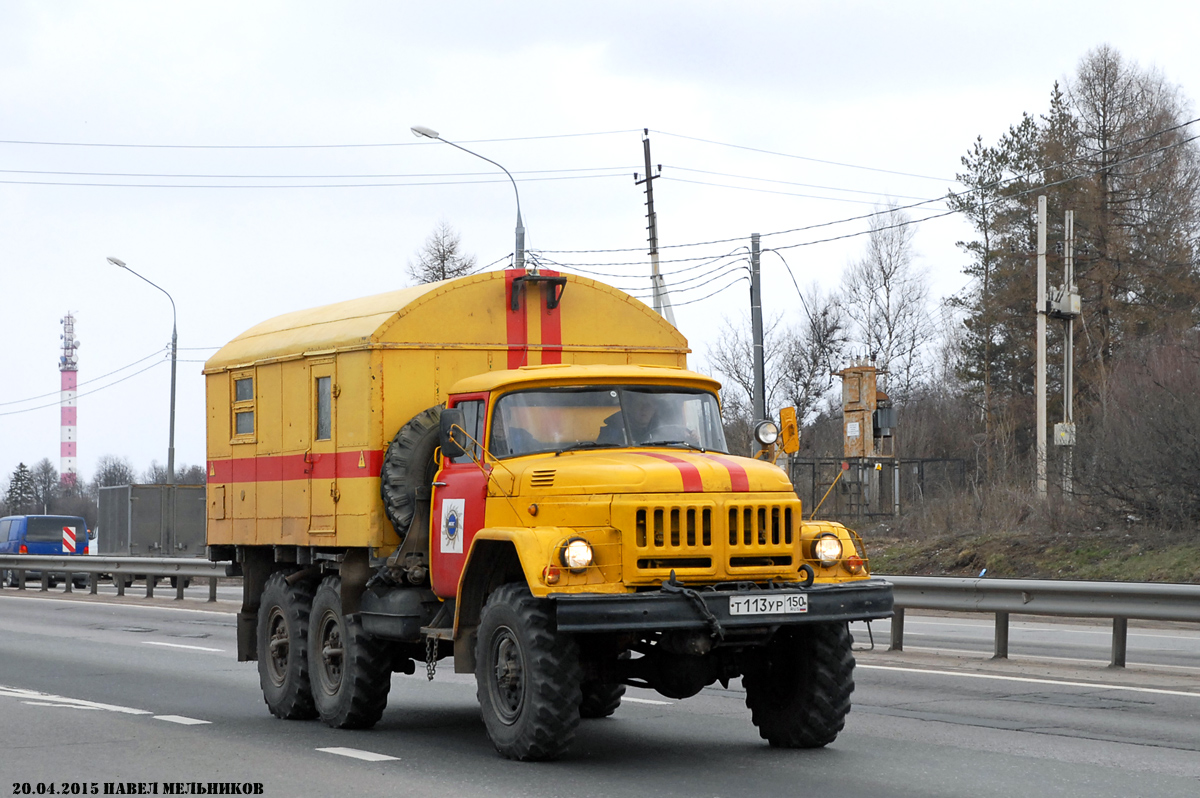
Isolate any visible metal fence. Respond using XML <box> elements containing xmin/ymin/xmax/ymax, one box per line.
<box><xmin>884</xmin><ymin>574</ymin><xmax>1200</xmax><ymax>667</ymax></box>
<box><xmin>790</xmin><ymin>457</ymin><xmax>966</xmax><ymax>519</ymax></box>
<box><xmin>0</xmin><ymin>554</ymin><xmax>234</xmax><ymax>601</ymax></box>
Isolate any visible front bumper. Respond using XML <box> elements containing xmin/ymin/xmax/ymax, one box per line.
<box><xmin>552</xmin><ymin>578</ymin><xmax>893</xmax><ymax>633</ymax></box>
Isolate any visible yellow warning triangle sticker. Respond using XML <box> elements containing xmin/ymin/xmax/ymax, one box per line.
<box><xmin>358</xmin><ymin>451</ymin><xmax>366</xmax><ymax>468</ymax></box>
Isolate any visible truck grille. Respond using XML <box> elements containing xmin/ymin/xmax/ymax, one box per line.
<box><xmin>621</xmin><ymin>499</ymin><xmax>798</xmax><ymax>579</ymax></box>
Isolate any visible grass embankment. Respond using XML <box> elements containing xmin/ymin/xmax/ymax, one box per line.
<box><xmin>846</xmin><ymin>490</ymin><xmax>1200</xmax><ymax>583</ymax></box>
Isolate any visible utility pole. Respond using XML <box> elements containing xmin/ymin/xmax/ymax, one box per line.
<box><xmin>1035</xmin><ymin>196</ymin><xmax>1048</xmax><ymax>499</ymax></box>
<box><xmin>636</xmin><ymin>129</ymin><xmax>676</xmax><ymax>325</ymax></box>
<box><xmin>751</xmin><ymin>233</ymin><xmax>765</xmax><ymax>427</ymax></box>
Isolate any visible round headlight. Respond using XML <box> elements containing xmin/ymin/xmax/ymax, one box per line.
<box><xmin>811</xmin><ymin>533</ymin><xmax>842</xmax><ymax>567</ymax></box>
<box><xmin>560</xmin><ymin>537</ymin><xmax>594</xmax><ymax>572</ymax></box>
<box><xmin>754</xmin><ymin>419</ymin><xmax>780</xmax><ymax>445</ymax></box>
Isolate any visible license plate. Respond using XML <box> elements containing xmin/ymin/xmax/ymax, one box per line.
<box><xmin>728</xmin><ymin>593</ymin><xmax>808</xmax><ymax>616</ymax></box>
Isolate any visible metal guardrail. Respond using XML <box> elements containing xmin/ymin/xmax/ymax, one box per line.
<box><xmin>884</xmin><ymin>575</ymin><xmax>1200</xmax><ymax>667</ymax></box>
<box><xmin>0</xmin><ymin>554</ymin><xmax>235</xmax><ymax>602</ymax></box>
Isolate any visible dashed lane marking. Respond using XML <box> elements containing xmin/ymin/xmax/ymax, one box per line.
<box><xmin>155</xmin><ymin>715</ymin><xmax>211</xmax><ymax>725</ymax></box>
<box><xmin>859</xmin><ymin>664</ymin><xmax>1200</xmax><ymax>698</ymax></box>
<box><xmin>317</xmin><ymin>747</ymin><xmax>399</xmax><ymax>762</ymax></box>
<box><xmin>144</xmin><ymin>641</ymin><xmax>224</xmax><ymax>652</ymax></box>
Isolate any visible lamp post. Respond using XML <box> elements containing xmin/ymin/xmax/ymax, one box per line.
<box><xmin>410</xmin><ymin>125</ymin><xmax>526</xmax><ymax>272</ymax></box>
<box><xmin>107</xmin><ymin>256</ymin><xmax>177</xmax><ymax>485</ymax></box>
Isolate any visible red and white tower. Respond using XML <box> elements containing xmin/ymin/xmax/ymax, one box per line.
<box><xmin>59</xmin><ymin>313</ymin><xmax>79</xmax><ymax>486</ymax></box>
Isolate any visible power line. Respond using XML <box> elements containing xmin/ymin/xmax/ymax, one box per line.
<box><xmin>0</xmin><ymin>165</ymin><xmax>636</xmax><ymax>180</ymax></box>
<box><xmin>0</xmin><ymin>129</ymin><xmax>641</xmax><ymax>150</ymax></box>
<box><xmin>662</xmin><ymin>175</ymin><xmax>939</xmax><ymax>207</ymax></box>
<box><xmin>667</xmin><ymin>165</ymin><xmax>932</xmax><ymax>201</ymax></box>
<box><xmin>653</xmin><ymin>130</ymin><xmax>953</xmax><ymax>182</ymax></box>
<box><xmin>0</xmin><ymin>348</ymin><xmax>165</xmax><ymax>407</ymax></box>
<box><xmin>0</xmin><ymin>361</ymin><xmax>164</xmax><ymax>417</ymax></box>
<box><xmin>0</xmin><ymin>173</ymin><xmax>627</xmax><ymax>190</ymax></box>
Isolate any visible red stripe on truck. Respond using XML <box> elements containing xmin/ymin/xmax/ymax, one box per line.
<box><xmin>207</xmin><ymin>450</ymin><xmax>383</xmax><ymax>484</ymax></box>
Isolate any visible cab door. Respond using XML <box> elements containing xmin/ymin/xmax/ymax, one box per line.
<box><xmin>309</xmin><ymin>360</ymin><xmax>337</xmax><ymax>533</ymax></box>
<box><xmin>429</xmin><ymin>395</ymin><xmax>489</xmax><ymax>599</ymax></box>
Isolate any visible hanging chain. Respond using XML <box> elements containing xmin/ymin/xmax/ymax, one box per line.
<box><xmin>425</xmin><ymin>636</ymin><xmax>438</xmax><ymax>681</ymax></box>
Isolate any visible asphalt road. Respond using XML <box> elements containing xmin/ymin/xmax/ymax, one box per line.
<box><xmin>1</xmin><ymin>589</ymin><xmax>1197</xmax><ymax>797</ymax></box>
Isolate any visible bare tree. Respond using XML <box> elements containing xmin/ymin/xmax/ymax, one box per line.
<box><xmin>406</xmin><ymin>221</ymin><xmax>477</xmax><ymax>284</ymax></box>
<box><xmin>778</xmin><ymin>284</ymin><xmax>846</xmax><ymax>425</ymax></box>
<box><xmin>840</xmin><ymin>203</ymin><xmax>933</xmax><ymax>401</ymax></box>
<box><xmin>177</xmin><ymin>464</ymin><xmax>207</xmax><ymax>485</ymax></box>
<box><xmin>29</xmin><ymin>458</ymin><xmax>59</xmax><ymax>513</ymax></box>
<box><xmin>92</xmin><ymin>454</ymin><xmax>136</xmax><ymax>488</ymax></box>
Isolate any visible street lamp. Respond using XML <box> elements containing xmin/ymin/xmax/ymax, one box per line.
<box><xmin>410</xmin><ymin>125</ymin><xmax>527</xmax><ymax>272</ymax></box>
<box><xmin>107</xmin><ymin>256</ymin><xmax>178</xmax><ymax>485</ymax></box>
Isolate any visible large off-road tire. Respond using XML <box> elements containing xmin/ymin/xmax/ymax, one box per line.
<box><xmin>257</xmin><ymin>572</ymin><xmax>318</xmax><ymax>720</ymax></box>
<box><xmin>742</xmin><ymin>622</ymin><xmax>855</xmax><ymax>748</ymax></box>
<box><xmin>475</xmin><ymin>583</ymin><xmax>583</xmax><ymax>761</ymax></box>
<box><xmin>578</xmin><ymin>682</ymin><xmax>625</xmax><ymax>719</ymax></box>
<box><xmin>308</xmin><ymin>576</ymin><xmax>393</xmax><ymax>729</ymax></box>
<box><xmin>380</xmin><ymin>406</ymin><xmax>442</xmax><ymax>540</ymax></box>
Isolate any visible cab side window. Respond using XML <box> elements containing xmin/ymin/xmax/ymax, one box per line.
<box><xmin>450</xmin><ymin>400</ymin><xmax>484</xmax><ymax>465</ymax></box>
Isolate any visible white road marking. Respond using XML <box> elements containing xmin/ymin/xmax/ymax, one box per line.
<box><xmin>143</xmin><ymin>641</ymin><xmax>224</xmax><ymax>652</ymax></box>
<box><xmin>317</xmin><ymin>747</ymin><xmax>399</xmax><ymax>762</ymax></box>
<box><xmin>0</xmin><ymin>685</ymin><xmax>151</xmax><ymax>714</ymax></box>
<box><xmin>860</xmin><ymin>664</ymin><xmax>1200</xmax><ymax>698</ymax></box>
<box><xmin>0</xmin><ymin>593</ymin><xmax>233</xmax><ymax>616</ymax></box>
<box><xmin>155</xmin><ymin>715</ymin><xmax>211</xmax><ymax>725</ymax></box>
<box><xmin>623</xmin><ymin>696</ymin><xmax>673</xmax><ymax>705</ymax></box>
<box><xmin>23</xmin><ymin>701</ymin><xmax>103</xmax><ymax>710</ymax></box>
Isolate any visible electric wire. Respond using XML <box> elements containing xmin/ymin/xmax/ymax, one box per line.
<box><xmin>653</xmin><ymin>129</ymin><xmax>954</xmax><ymax>182</ymax></box>
<box><xmin>0</xmin><ymin>349</ymin><xmax>165</xmax><ymax>407</ymax></box>
<box><xmin>0</xmin><ymin>165</ymin><xmax>636</xmax><ymax>180</ymax></box>
<box><xmin>667</xmin><ymin>165</ymin><xmax>932</xmax><ymax>201</ymax></box>
<box><xmin>662</xmin><ymin>175</ymin><xmax>939</xmax><ymax>207</ymax></box>
<box><xmin>0</xmin><ymin>129</ymin><xmax>641</xmax><ymax>150</ymax></box>
<box><xmin>0</xmin><ymin>172</ymin><xmax>627</xmax><ymax>190</ymax></box>
<box><xmin>0</xmin><ymin>361</ymin><xmax>165</xmax><ymax>417</ymax></box>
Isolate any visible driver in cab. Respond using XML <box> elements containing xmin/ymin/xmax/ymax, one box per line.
<box><xmin>598</xmin><ymin>392</ymin><xmax>663</xmax><ymax>446</ymax></box>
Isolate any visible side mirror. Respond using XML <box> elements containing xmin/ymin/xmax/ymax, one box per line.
<box><xmin>779</xmin><ymin>407</ymin><xmax>800</xmax><ymax>454</ymax></box>
<box><xmin>439</xmin><ymin>408</ymin><xmax>466</xmax><ymax>460</ymax></box>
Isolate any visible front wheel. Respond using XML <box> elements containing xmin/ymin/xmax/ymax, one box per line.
<box><xmin>475</xmin><ymin>583</ymin><xmax>582</xmax><ymax>761</ymax></box>
<box><xmin>742</xmin><ymin>622</ymin><xmax>855</xmax><ymax>748</ymax></box>
<box><xmin>308</xmin><ymin>576</ymin><xmax>393</xmax><ymax>729</ymax></box>
<box><xmin>257</xmin><ymin>572</ymin><xmax>318</xmax><ymax>720</ymax></box>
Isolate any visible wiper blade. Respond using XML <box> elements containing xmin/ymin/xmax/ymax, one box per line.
<box><xmin>555</xmin><ymin>441</ymin><xmax>621</xmax><ymax>455</ymax></box>
<box><xmin>641</xmin><ymin>440</ymin><xmax>707</xmax><ymax>452</ymax></box>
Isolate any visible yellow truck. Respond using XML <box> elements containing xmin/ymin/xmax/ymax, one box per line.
<box><xmin>204</xmin><ymin>268</ymin><xmax>892</xmax><ymax>760</ymax></box>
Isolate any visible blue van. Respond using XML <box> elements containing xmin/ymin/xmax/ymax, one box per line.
<box><xmin>0</xmin><ymin>514</ymin><xmax>91</xmax><ymax>587</ymax></box>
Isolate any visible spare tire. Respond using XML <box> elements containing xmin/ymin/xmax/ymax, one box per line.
<box><xmin>380</xmin><ymin>405</ymin><xmax>443</xmax><ymax>541</ymax></box>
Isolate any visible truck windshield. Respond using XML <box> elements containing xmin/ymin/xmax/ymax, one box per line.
<box><xmin>489</xmin><ymin>387</ymin><xmax>728</xmax><ymax>458</ymax></box>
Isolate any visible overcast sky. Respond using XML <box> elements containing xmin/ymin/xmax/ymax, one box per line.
<box><xmin>2</xmin><ymin>1</ymin><xmax>1198</xmax><ymax>486</ymax></box>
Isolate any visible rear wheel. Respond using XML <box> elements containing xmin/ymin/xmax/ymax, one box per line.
<box><xmin>475</xmin><ymin>583</ymin><xmax>582</xmax><ymax>761</ymax></box>
<box><xmin>579</xmin><ymin>682</ymin><xmax>625</xmax><ymax>719</ymax></box>
<box><xmin>308</xmin><ymin>576</ymin><xmax>393</xmax><ymax>729</ymax></box>
<box><xmin>742</xmin><ymin>622</ymin><xmax>855</xmax><ymax>748</ymax></box>
<box><xmin>257</xmin><ymin>572</ymin><xmax>318</xmax><ymax>720</ymax></box>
